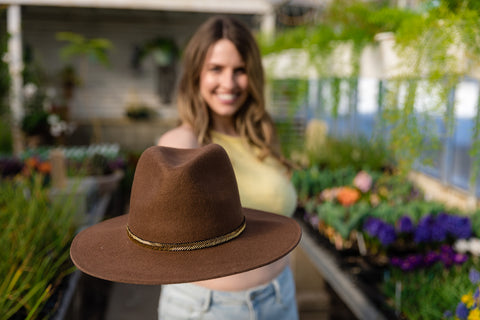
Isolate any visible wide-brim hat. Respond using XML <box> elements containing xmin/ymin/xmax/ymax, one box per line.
<box><xmin>70</xmin><ymin>143</ymin><xmax>301</xmax><ymax>285</ymax></box>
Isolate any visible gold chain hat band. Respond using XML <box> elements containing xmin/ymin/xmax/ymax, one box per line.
<box><xmin>126</xmin><ymin>218</ymin><xmax>246</xmax><ymax>251</ymax></box>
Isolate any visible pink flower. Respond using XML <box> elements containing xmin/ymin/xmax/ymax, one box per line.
<box><xmin>353</xmin><ymin>170</ymin><xmax>372</xmax><ymax>193</ymax></box>
<box><xmin>320</xmin><ymin>187</ymin><xmax>340</xmax><ymax>202</ymax></box>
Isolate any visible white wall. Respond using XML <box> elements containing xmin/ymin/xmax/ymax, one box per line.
<box><xmin>21</xmin><ymin>6</ymin><xmax>259</xmax><ymax>120</ymax></box>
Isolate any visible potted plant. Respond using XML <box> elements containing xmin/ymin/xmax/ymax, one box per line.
<box><xmin>132</xmin><ymin>37</ymin><xmax>179</xmax><ymax>104</ymax></box>
<box><xmin>20</xmin><ymin>83</ymin><xmax>53</xmax><ymax>147</ymax></box>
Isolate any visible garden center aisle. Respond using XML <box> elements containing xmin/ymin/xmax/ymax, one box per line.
<box><xmin>103</xmin><ymin>246</ymin><xmax>357</xmax><ymax>320</ymax></box>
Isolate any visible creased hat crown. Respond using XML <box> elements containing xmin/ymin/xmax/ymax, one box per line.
<box><xmin>127</xmin><ymin>144</ymin><xmax>244</xmax><ymax>245</ymax></box>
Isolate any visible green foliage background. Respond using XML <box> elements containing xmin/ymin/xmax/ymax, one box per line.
<box><xmin>260</xmin><ymin>0</ymin><xmax>480</xmax><ymax>184</ymax></box>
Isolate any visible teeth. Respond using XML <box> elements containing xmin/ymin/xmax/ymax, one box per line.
<box><xmin>217</xmin><ymin>93</ymin><xmax>236</xmax><ymax>101</ymax></box>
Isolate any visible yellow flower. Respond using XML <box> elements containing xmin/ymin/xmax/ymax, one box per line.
<box><xmin>462</xmin><ymin>292</ymin><xmax>475</xmax><ymax>308</ymax></box>
<box><xmin>468</xmin><ymin>308</ymin><xmax>480</xmax><ymax>320</ymax></box>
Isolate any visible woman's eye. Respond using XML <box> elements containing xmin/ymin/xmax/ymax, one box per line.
<box><xmin>235</xmin><ymin>67</ymin><xmax>246</xmax><ymax>74</ymax></box>
<box><xmin>209</xmin><ymin>66</ymin><xmax>222</xmax><ymax>72</ymax></box>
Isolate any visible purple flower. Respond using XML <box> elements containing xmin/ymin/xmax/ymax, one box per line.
<box><xmin>414</xmin><ymin>215</ymin><xmax>435</xmax><ymax>243</ymax></box>
<box><xmin>455</xmin><ymin>302</ymin><xmax>469</xmax><ymax>320</ymax></box>
<box><xmin>424</xmin><ymin>251</ymin><xmax>440</xmax><ymax>266</ymax></box>
<box><xmin>431</xmin><ymin>213</ymin><xmax>449</xmax><ymax>242</ymax></box>
<box><xmin>397</xmin><ymin>215</ymin><xmax>414</xmax><ymax>233</ymax></box>
<box><xmin>0</xmin><ymin>157</ymin><xmax>24</xmax><ymax>177</ymax></box>
<box><xmin>447</xmin><ymin>215</ymin><xmax>472</xmax><ymax>239</ymax></box>
<box><xmin>469</xmin><ymin>268</ymin><xmax>480</xmax><ymax>284</ymax></box>
<box><xmin>452</xmin><ymin>253</ymin><xmax>468</xmax><ymax>265</ymax></box>
<box><xmin>390</xmin><ymin>256</ymin><xmax>401</xmax><ymax>267</ymax></box>
<box><xmin>440</xmin><ymin>244</ymin><xmax>454</xmax><ymax>254</ymax></box>
<box><xmin>108</xmin><ymin>157</ymin><xmax>126</xmax><ymax>171</ymax></box>
<box><xmin>378</xmin><ymin>223</ymin><xmax>396</xmax><ymax>246</ymax></box>
<box><xmin>364</xmin><ymin>217</ymin><xmax>383</xmax><ymax>237</ymax></box>
<box><xmin>309</xmin><ymin>214</ymin><xmax>320</xmax><ymax>228</ymax></box>
<box><xmin>443</xmin><ymin>310</ymin><xmax>453</xmax><ymax>319</ymax></box>
<box><xmin>400</xmin><ymin>254</ymin><xmax>424</xmax><ymax>271</ymax></box>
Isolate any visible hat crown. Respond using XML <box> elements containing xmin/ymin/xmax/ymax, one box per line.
<box><xmin>127</xmin><ymin>144</ymin><xmax>244</xmax><ymax>245</ymax></box>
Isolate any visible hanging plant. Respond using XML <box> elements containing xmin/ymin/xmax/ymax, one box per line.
<box><xmin>56</xmin><ymin>32</ymin><xmax>113</xmax><ymax>67</ymax></box>
<box><xmin>384</xmin><ymin>1</ymin><xmax>480</xmax><ymax>180</ymax></box>
<box><xmin>260</xmin><ymin>0</ymin><xmax>480</xmax><ymax>191</ymax></box>
<box><xmin>132</xmin><ymin>37</ymin><xmax>179</xmax><ymax>68</ymax></box>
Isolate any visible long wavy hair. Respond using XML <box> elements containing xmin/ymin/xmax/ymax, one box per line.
<box><xmin>177</xmin><ymin>15</ymin><xmax>289</xmax><ymax>168</ymax></box>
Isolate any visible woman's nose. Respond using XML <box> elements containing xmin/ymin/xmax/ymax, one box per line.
<box><xmin>220</xmin><ymin>70</ymin><xmax>236</xmax><ymax>89</ymax></box>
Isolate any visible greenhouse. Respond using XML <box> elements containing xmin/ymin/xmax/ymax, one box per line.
<box><xmin>1</xmin><ymin>0</ymin><xmax>480</xmax><ymax>319</ymax></box>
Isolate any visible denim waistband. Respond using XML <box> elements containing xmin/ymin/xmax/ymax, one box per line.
<box><xmin>163</xmin><ymin>265</ymin><xmax>290</xmax><ymax>303</ymax></box>
<box><xmin>159</xmin><ymin>266</ymin><xmax>296</xmax><ymax>320</ymax></box>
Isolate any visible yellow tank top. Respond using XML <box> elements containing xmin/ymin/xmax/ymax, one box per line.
<box><xmin>211</xmin><ymin>131</ymin><xmax>297</xmax><ymax>217</ymax></box>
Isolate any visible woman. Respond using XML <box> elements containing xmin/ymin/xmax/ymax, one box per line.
<box><xmin>157</xmin><ymin>15</ymin><xmax>298</xmax><ymax>320</ymax></box>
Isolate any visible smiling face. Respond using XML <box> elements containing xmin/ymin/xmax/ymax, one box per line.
<box><xmin>200</xmin><ymin>39</ymin><xmax>249</xmax><ymax>132</ymax></box>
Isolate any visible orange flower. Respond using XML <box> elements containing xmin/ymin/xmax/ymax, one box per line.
<box><xmin>37</xmin><ymin>161</ymin><xmax>52</xmax><ymax>174</ymax></box>
<box><xmin>25</xmin><ymin>157</ymin><xmax>39</xmax><ymax>168</ymax></box>
<box><xmin>337</xmin><ymin>187</ymin><xmax>360</xmax><ymax>206</ymax></box>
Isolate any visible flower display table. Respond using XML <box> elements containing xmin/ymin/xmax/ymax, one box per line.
<box><xmin>295</xmin><ymin>215</ymin><xmax>395</xmax><ymax>320</ymax></box>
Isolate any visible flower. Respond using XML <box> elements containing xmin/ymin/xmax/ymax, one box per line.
<box><xmin>336</xmin><ymin>187</ymin><xmax>360</xmax><ymax>206</ymax></box>
<box><xmin>369</xmin><ymin>193</ymin><xmax>380</xmax><ymax>207</ymax></box>
<box><xmin>396</xmin><ymin>215</ymin><xmax>414</xmax><ymax>233</ymax></box>
<box><xmin>470</xmin><ymin>239</ymin><xmax>480</xmax><ymax>256</ymax></box>
<box><xmin>413</xmin><ymin>213</ymin><xmax>470</xmax><ymax>244</ymax></box>
<box><xmin>320</xmin><ymin>187</ymin><xmax>339</xmax><ymax>202</ymax></box>
<box><xmin>0</xmin><ymin>157</ymin><xmax>24</xmax><ymax>178</ymax></box>
<box><xmin>448</xmin><ymin>268</ymin><xmax>480</xmax><ymax>320</ymax></box>
<box><xmin>446</xmin><ymin>215</ymin><xmax>472</xmax><ymax>239</ymax></box>
<box><xmin>456</xmin><ymin>302</ymin><xmax>469</xmax><ymax>320</ymax></box>
<box><xmin>364</xmin><ymin>217</ymin><xmax>383</xmax><ymax>237</ymax></box>
<box><xmin>470</xmin><ymin>268</ymin><xmax>480</xmax><ymax>285</ymax></box>
<box><xmin>37</xmin><ymin>161</ymin><xmax>51</xmax><ymax>174</ymax></box>
<box><xmin>377</xmin><ymin>223</ymin><xmax>396</xmax><ymax>246</ymax></box>
<box><xmin>353</xmin><ymin>170</ymin><xmax>372</xmax><ymax>193</ymax></box>
<box><xmin>455</xmin><ymin>239</ymin><xmax>470</xmax><ymax>253</ymax></box>
<box><xmin>468</xmin><ymin>309</ymin><xmax>480</xmax><ymax>320</ymax></box>
<box><xmin>391</xmin><ymin>245</ymin><xmax>467</xmax><ymax>272</ymax></box>
<box><xmin>414</xmin><ymin>215</ymin><xmax>435</xmax><ymax>243</ymax></box>
<box><xmin>462</xmin><ymin>292</ymin><xmax>475</xmax><ymax>309</ymax></box>
<box><xmin>47</xmin><ymin>114</ymin><xmax>76</xmax><ymax>137</ymax></box>
<box><xmin>23</xmin><ymin>82</ymin><xmax>38</xmax><ymax>99</ymax></box>
<box><xmin>396</xmin><ymin>254</ymin><xmax>423</xmax><ymax>271</ymax></box>
<box><xmin>453</xmin><ymin>253</ymin><xmax>469</xmax><ymax>265</ymax></box>
<box><xmin>423</xmin><ymin>251</ymin><xmax>440</xmax><ymax>266</ymax></box>
<box><xmin>431</xmin><ymin>213</ymin><xmax>449</xmax><ymax>242</ymax></box>
<box><xmin>363</xmin><ymin>217</ymin><xmax>396</xmax><ymax>246</ymax></box>
<box><xmin>306</xmin><ymin>213</ymin><xmax>320</xmax><ymax>228</ymax></box>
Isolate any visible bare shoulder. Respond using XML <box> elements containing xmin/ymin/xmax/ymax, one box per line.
<box><xmin>157</xmin><ymin>124</ymin><xmax>199</xmax><ymax>148</ymax></box>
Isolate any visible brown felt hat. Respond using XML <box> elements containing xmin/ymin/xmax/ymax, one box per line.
<box><xmin>70</xmin><ymin>143</ymin><xmax>301</xmax><ymax>285</ymax></box>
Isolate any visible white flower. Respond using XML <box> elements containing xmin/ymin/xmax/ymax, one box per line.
<box><xmin>23</xmin><ymin>83</ymin><xmax>37</xmax><ymax>99</ymax></box>
<box><xmin>469</xmin><ymin>238</ymin><xmax>480</xmax><ymax>257</ymax></box>
<box><xmin>47</xmin><ymin>114</ymin><xmax>60</xmax><ymax>125</ymax></box>
<box><xmin>454</xmin><ymin>239</ymin><xmax>470</xmax><ymax>253</ymax></box>
<box><xmin>50</xmin><ymin>123</ymin><xmax>63</xmax><ymax>137</ymax></box>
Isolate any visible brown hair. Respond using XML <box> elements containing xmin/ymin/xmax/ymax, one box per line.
<box><xmin>177</xmin><ymin>15</ymin><xmax>289</xmax><ymax>168</ymax></box>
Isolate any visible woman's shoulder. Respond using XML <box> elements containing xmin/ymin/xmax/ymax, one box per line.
<box><xmin>157</xmin><ymin>124</ymin><xmax>199</xmax><ymax>148</ymax></box>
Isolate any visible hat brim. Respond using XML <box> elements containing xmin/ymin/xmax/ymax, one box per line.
<box><xmin>70</xmin><ymin>208</ymin><xmax>301</xmax><ymax>285</ymax></box>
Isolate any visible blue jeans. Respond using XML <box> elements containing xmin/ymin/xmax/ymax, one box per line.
<box><xmin>158</xmin><ymin>266</ymin><xmax>298</xmax><ymax>320</ymax></box>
